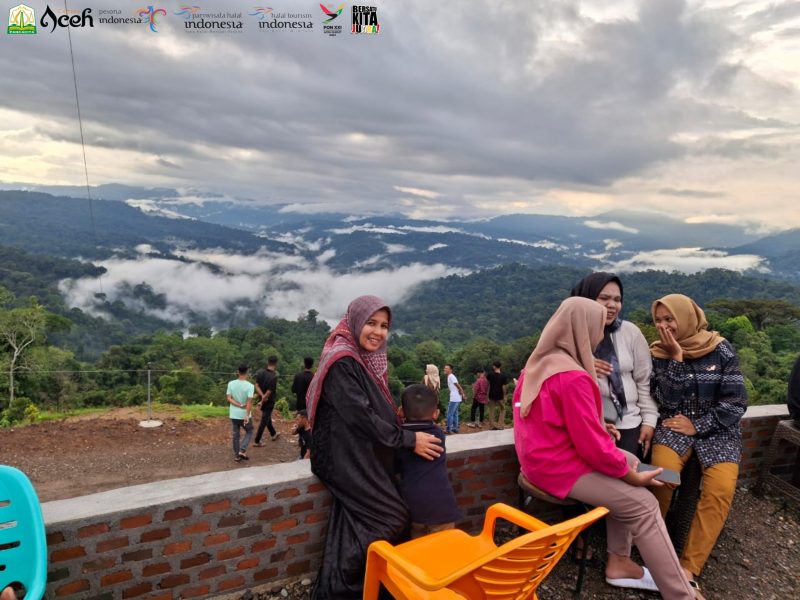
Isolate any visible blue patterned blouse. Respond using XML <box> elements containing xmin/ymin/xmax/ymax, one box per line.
<box><xmin>651</xmin><ymin>340</ymin><xmax>747</xmax><ymax>467</ymax></box>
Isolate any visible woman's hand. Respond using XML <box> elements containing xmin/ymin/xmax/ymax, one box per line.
<box><xmin>605</xmin><ymin>422</ymin><xmax>621</xmax><ymax>441</ymax></box>
<box><xmin>414</xmin><ymin>432</ymin><xmax>443</xmax><ymax>460</ymax></box>
<box><xmin>657</xmin><ymin>325</ymin><xmax>683</xmax><ymax>362</ymax></box>
<box><xmin>639</xmin><ymin>424</ymin><xmax>655</xmax><ymax>455</ymax></box>
<box><xmin>594</xmin><ymin>358</ymin><xmax>613</xmax><ymax>377</ymax></box>
<box><xmin>663</xmin><ymin>414</ymin><xmax>696</xmax><ymax>436</ymax></box>
<box><xmin>622</xmin><ymin>466</ymin><xmax>664</xmax><ymax>487</ymax></box>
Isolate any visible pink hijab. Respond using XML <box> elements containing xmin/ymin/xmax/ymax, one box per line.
<box><xmin>306</xmin><ymin>295</ymin><xmax>395</xmax><ymax>427</ymax></box>
<box><xmin>518</xmin><ymin>297</ymin><xmax>606</xmax><ymax>417</ymax></box>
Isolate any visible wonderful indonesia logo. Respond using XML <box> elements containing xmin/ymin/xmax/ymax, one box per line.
<box><xmin>176</xmin><ymin>4</ymin><xmax>243</xmax><ymax>32</ymax></box>
<box><xmin>251</xmin><ymin>6</ymin><xmax>312</xmax><ymax>31</ymax></box>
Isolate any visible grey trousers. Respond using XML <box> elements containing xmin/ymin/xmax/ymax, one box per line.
<box><xmin>569</xmin><ymin>456</ymin><xmax>695</xmax><ymax>600</ymax></box>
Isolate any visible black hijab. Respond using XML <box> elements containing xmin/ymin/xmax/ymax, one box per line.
<box><xmin>789</xmin><ymin>355</ymin><xmax>800</xmax><ymax>421</ymax></box>
<box><xmin>570</xmin><ymin>272</ymin><xmax>627</xmax><ymax>421</ymax></box>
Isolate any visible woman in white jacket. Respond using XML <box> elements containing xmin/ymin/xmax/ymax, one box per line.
<box><xmin>571</xmin><ymin>272</ymin><xmax>658</xmax><ymax>458</ymax></box>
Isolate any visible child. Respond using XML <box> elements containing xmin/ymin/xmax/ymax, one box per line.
<box><xmin>292</xmin><ymin>410</ymin><xmax>312</xmax><ymax>459</ymax></box>
<box><xmin>397</xmin><ymin>384</ymin><xmax>461</xmax><ymax>538</ymax></box>
<box><xmin>469</xmin><ymin>369</ymin><xmax>488</xmax><ymax>427</ymax></box>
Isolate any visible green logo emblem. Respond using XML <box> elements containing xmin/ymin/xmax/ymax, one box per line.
<box><xmin>8</xmin><ymin>4</ymin><xmax>37</xmax><ymax>34</ymax></box>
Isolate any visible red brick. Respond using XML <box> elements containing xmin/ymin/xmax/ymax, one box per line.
<box><xmin>149</xmin><ymin>594</ymin><xmax>174</xmax><ymax>600</ymax></box>
<box><xmin>163</xmin><ymin>506</ymin><xmax>193</xmax><ymax>521</ymax></box>
<box><xmin>180</xmin><ymin>552</ymin><xmax>212</xmax><ymax>569</ymax></box>
<box><xmin>287</xmin><ymin>532</ymin><xmax>310</xmax><ymax>544</ymax></box>
<box><xmin>258</xmin><ymin>506</ymin><xmax>284</xmax><ymax>521</ymax></box>
<box><xmin>143</xmin><ymin>562</ymin><xmax>171</xmax><ymax>577</ymax></box>
<box><xmin>203</xmin><ymin>533</ymin><xmax>230</xmax><ymax>546</ymax></box>
<box><xmin>447</xmin><ymin>458</ymin><xmax>466</xmax><ymax>468</ymax></box>
<box><xmin>307</xmin><ymin>482</ymin><xmax>326</xmax><ymax>493</ymax></box>
<box><xmin>203</xmin><ymin>499</ymin><xmax>231</xmax><ymax>513</ymax></box>
<box><xmin>270</xmin><ymin>548</ymin><xmax>295</xmax><ymax>563</ymax></box>
<box><xmin>466</xmin><ymin>480</ymin><xmax>485</xmax><ymax>491</ymax></box>
<box><xmin>275</xmin><ymin>488</ymin><xmax>300</xmax><ymax>499</ymax></box>
<box><xmin>240</xmin><ymin>493</ymin><xmax>268</xmax><ymax>506</ymax></box>
<box><xmin>272</xmin><ymin>518</ymin><xmax>298</xmax><ymax>532</ymax></box>
<box><xmin>183</xmin><ymin>521</ymin><xmax>210</xmax><ymax>535</ymax></box>
<box><xmin>236</xmin><ymin>557</ymin><xmax>259</xmax><ymax>570</ymax></box>
<box><xmin>457</xmin><ymin>495</ymin><xmax>474</xmax><ymax>507</ymax></box>
<box><xmin>102</xmin><ymin>570</ymin><xmax>134</xmax><ymax>586</ymax></box>
<box><xmin>82</xmin><ymin>557</ymin><xmax>116</xmax><ymax>572</ymax></box>
<box><xmin>290</xmin><ymin>500</ymin><xmax>314</xmax><ymax>514</ymax></box>
<box><xmin>159</xmin><ymin>573</ymin><xmax>190</xmax><ymax>588</ymax></box>
<box><xmin>218</xmin><ymin>546</ymin><xmax>246</xmax><ymax>560</ymax></box>
<box><xmin>122</xmin><ymin>548</ymin><xmax>153</xmax><ymax>562</ymax></box>
<box><xmin>467</xmin><ymin>454</ymin><xmax>488</xmax><ymax>464</ymax></box>
<box><xmin>305</xmin><ymin>512</ymin><xmax>327</xmax><ymax>524</ymax></box>
<box><xmin>218</xmin><ymin>575</ymin><xmax>245</xmax><ymax>591</ymax></box>
<box><xmin>164</xmin><ymin>540</ymin><xmax>192</xmax><ymax>555</ymax></box>
<box><xmin>744</xmin><ymin>440</ymin><xmax>758</xmax><ymax>449</ymax></box>
<box><xmin>97</xmin><ymin>537</ymin><xmax>129</xmax><ymax>552</ymax></box>
<box><xmin>120</xmin><ymin>514</ymin><xmax>152</xmax><ymax>529</ymax></box>
<box><xmin>182</xmin><ymin>585</ymin><xmax>211</xmax><ymax>598</ymax></box>
<box><xmin>218</xmin><ymin>514</ymin><xmax>246</xmax><ymax>527</ymax></box>
<box><xmin>490</xmin><ymin>450</ymin><xmax>509</xmax><ymax>460</ymax></box>
<box><xmin>251</xmin><ymin>538</ymin><xmax>277</xmax><ymax>552</ymax></box>
<box><xmin>287</xmin><ymin>559</ymin><xmax>311</xmax><ymax>576</ymax></box>
<box><xmin>254</xmin><ymin>567</ymin><xmax>279</xmax><ymax>581</ymax></box>
<box><xmin>122</xmin><ymin>582</ymin><xmax>152</xmax><ymax>599</ymax></box>
<box><xmin>199</xmin><ymin>565</ymin><xmax>226</xmax><ymax>580</ymax></box>
<box><xmin>140</xmin><ymin>527</ymin><xmax>171</xmax><ymax>542</ymax></box>
<box><xmin>56</xmin><ymin>580</ymin><xmax>90</xmax><ymax>596</ymax></box>
<box><xmin>78</xmin><ymin>522</ymin><xmax>110</xmax><ymax>538</ymax></box>
<box><xmin>51</xmin><ymin>546</ymin><xmax>87</xmax><ymax>562</ymax></box>
<box><xmin>47</xmin><ymin>531</ymin><xmax>65</xmax><ymax>545</ymax></box>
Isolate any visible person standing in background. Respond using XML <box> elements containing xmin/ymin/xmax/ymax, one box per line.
<box><xmin>486</xmin><ymin>361</ymin><xmax>508</xmax><ymax>430</ymax></box>
<box><xmin>443</xmin><ymin>363</ymin><xmax>465</xmax><ymax>434</ymax></box>
<box><xmin>226</xmin><ymin>364</ymin><xmax>254</xmax><ymax>462</ymax></box>
<box><xmin>292</xmin><ymin>357</ymin><xmax>315</xmax><ymax>412</ymax></box>
<box><xmin>254</xmin><ymin>356</ymin><xmax>280</xmax><ymax>445</ymax></box>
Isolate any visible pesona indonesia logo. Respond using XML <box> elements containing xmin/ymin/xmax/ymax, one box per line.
<box><xmin>38</xmin><ymin>5</ymin><xmax>94</xmax><ymax>33</ymax></box>
<box><xmin>320</xmin><ymin>3</ymin><xmax>344</xmax><ymax>37</ymax></box>
<box><xmin>251</xmin><ymin>7</ymin><xmax>313</xmax><ymax>32</ymax></box>
<box><xmin>97</xmin><ymin>9</ymin><xmax>144</xmax><ymax>26</ymax></box>
<box><xmin>137</xmin><ymin>6</ymin><xmax>167</xmax><ymax>33</ymax></box>
<box><xmin>178</xmin><ymin>4</ymin><xmax>244</xmax><ymax>33</ymax></box>
<box><xmin>351</xmin><ymin>5</ymin><xmax>378</xmax><ymax>34</ymax></box>
<box><xmin>8</xmin><ymin>4</ymin><xmax>36</xmax><ymax>34</ymax></box>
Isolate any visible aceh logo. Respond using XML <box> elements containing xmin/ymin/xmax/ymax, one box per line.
<box><xmin>8</xmin><ymin>4</ymin><xmax>36</xmax><ymax>34</ymax></box>
<box><xmin>137</xmin><ymin>5</ymin><xmax>167</xmax><ymax>32</ymax></box>
<box><xmin>38</xmin><ymin>4</ymin><xmax>93</xmax><ymax>32</ymax></box>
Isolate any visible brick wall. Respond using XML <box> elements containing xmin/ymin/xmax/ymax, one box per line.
<box><xmin>41</xmin><ymin>406</ymin><xmax>794</xmax><ymax>599</ymax></box>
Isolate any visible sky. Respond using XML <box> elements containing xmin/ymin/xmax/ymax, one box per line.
<box><xmin>1</xmin><ymin>0</ymin><xmax>799</xmax><ymax>232</ymax></box>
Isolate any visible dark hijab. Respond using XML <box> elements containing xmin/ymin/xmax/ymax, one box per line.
<box><xmin>570</xmin><ymin>272</ymin><xmax>627</xmax><ymax>421</ymax></box>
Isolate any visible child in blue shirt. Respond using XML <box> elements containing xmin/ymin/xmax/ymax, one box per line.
<box><xmin>397</xmin><ymin>384</ymin><xmax>461</xmax><ymax>538</ymax></box>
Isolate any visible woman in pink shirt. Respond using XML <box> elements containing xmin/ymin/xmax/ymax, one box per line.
<box><xmin>514</xmin><ymin>297</ymin><xmax>698</xmax><ymax>600</ymax></box>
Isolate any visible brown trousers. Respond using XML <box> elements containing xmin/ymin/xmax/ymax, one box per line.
<box><xmin>651</xmin><ymin>444</ymin><xmax>738</xmax><ymax>576</ymax></box>
<box><xmin>487</xmin><ymin>399</ymin><xmax>505</xmax><ymax>429</ymax></box>
<box><xmin>569</xmin><ymin>452</ymin><xmax>694</xmax><ymax>600</ymax></box>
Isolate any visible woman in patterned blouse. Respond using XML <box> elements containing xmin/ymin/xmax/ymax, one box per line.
<box><xmin>649</xmin><ymin>294</ymin><xmax>747</xmax><ymax>595</ymax></box>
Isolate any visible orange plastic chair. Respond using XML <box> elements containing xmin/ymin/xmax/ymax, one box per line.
<box><xmin>363</xmin><ymin>502</ymin><xmax>608</xmax><ymax>599</ymax></box>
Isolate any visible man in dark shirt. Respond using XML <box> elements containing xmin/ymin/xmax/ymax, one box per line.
<box><xmin>291</xmin><ymin>357</ymin><xmax>315</xmax><ymax>412</ymax></box>
<box><xmin>486</xmin><ymin>361</ymin><xmax>508</xmax><ymax>430</ymax></box>
<box><xmin>254</xmin><ymin>356</ymin><xmax>279</xmax><ymax>445</ymax></box>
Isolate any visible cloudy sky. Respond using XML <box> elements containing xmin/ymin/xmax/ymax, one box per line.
<box><xmin>1</xmin><ymin>0</ymin><xmax>799</xmax><ymax>230</ymax></box>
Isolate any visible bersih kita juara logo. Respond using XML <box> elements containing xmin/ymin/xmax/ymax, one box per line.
<box><xmin>351</xmin><ymin>5</ymin><xmax>378</xmax><ymax>34</ymax></box>
<box><xmin>8</xmin><ymin>3</ymin><xmax>36</xmax><ymax>34</ymax></box>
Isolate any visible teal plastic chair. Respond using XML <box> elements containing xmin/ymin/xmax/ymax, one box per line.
<box><xmin>0</xmin><ymin>466</ymin><xmax>47</xmax><ymax>600</ymax></box>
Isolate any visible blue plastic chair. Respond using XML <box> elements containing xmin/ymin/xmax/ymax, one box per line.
<box><xmin>0</xmin><ymin>466</ymin><xmax>47</xmax><ymax>600</ymax></box>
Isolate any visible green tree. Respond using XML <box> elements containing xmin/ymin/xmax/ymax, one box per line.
<box><xmin>414</xmin><ymin>341</ymin><xmax>446</xmax><ymax>369</ymax></box>
<box><xmin>0</xmin><ymin>303</ymin><xmax>48</xmax><ymax>407</ymax></box>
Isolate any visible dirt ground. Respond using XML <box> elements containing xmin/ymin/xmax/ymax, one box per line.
<box><xmin>0</xmin><ymin>407</ymin><xmax>490</xmax><ymax>502</ymax></box>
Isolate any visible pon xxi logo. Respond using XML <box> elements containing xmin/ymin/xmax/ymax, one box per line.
<box><xmin>8</xmin><ymin>4</ymin><xmax>36</xmax><ymax>34</ymax></box>
<box><xmin>137</xmin><ymin>5</ymin><xmax>167</xmax><ymax>32</ymax></box>
<box><xmin>320</xmin><ymin>3</ymin><xmax>343</xmax><ymax>23</ymax></box>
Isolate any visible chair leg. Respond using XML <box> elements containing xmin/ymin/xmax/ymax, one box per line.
<box><xmin>573</xmin><ymin>531</ymin><xmax>588</xmax><ymax>597</ymax></box>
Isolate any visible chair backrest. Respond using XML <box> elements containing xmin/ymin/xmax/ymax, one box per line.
<box><xmin>0</xmin><ymin>466</ymin><xmax>47</xmax><ymax>600</ymax></box>
<box><xmin>447</xmin><ymin>507</ymin><xmax>606</xmax><ymax>599</ymax></box>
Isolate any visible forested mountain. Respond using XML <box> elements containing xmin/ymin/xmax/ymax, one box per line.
<box><xmin>0</xmin><ymin>191</ymin><xmax>296</xmax><ymax>260</ymax></box>
<box><xmin>393</xmin><ymin>264</ymin><xmax>800</xmax><ymax>346</ymax></box>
